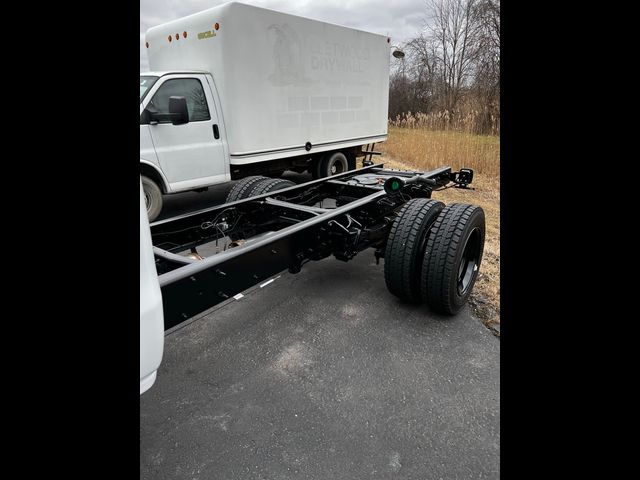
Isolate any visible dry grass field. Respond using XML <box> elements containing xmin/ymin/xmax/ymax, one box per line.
<box><xmin>377</xmin><ymin>125</ymin><xmax>500</xmax><ymax>331</ymax></box>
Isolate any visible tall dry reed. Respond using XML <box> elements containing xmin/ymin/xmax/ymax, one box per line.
<box><xmin>389</xmin><ymin>110</ymin><xmax>500</xmax><ymax>136</ymax></box>
<box><xmin>379</xmin><ymin>124</ymin><xmax>499</xmax><ymax>177</ymax></box>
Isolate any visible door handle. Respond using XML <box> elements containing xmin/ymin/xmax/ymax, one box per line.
<box><xmin>213</xmin><ymin>124</ymin><xmax>220</xmax><ymax>139</ymax></box>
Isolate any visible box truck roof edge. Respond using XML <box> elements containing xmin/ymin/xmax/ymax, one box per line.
<box><xmin>144</xmin><ymin>1</ymin><xmax>390</xmax><ymax>43</ymax></box>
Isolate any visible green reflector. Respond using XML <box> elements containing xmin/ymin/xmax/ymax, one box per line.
<box><xmin>391</xmin><ymin>180</ymin><xmax>399</xmax><ymax>190</ymax></box>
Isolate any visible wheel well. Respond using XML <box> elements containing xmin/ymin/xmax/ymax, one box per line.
<box><xmin>140</xmin><ymin>164</ymin><xmax>167</xmax><ymax>194</ymax></box>
<box><xmin>342</xmin><ymin>148</ymin><xmax>357</xmax><ymax>165</ymax></box>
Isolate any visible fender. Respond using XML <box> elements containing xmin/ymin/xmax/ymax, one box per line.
<box><xmin>140</xmin><ymin>159</ymin><xmax>171</xmax><ymax>193</ymax></box>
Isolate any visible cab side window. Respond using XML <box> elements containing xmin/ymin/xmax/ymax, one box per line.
<box><xmin>149</xmin><ymin>78</ymin><xmax>210</xmax><ymax>122</ymax></box>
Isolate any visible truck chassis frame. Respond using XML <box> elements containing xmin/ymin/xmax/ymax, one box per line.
<box><xmin>151</xmin><ymin>163</ymin><xmax>479</xmax><ymax>330</ymax></box>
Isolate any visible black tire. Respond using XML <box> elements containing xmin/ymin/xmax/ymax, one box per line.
<box><xmin>316</xmin><ymin>151</ymin><xmax>354</xmax><ymax>178</ymax></box>
<box><xmin>247</xmin><ymin>178</ymin><xmax>296</xmax><ymax>197</ymax></box>
<box><xmin>421</xmin><ymin>203</ymin><xmax>485</xmax><ymax>315</ymax></box>
<box><xmin>384</xmin><ymin>198</ymin><xmax>445</xmax><ymax>303</ymax></box>
<box><xmin>225</xmin><ymin>176</ymin><xmax>268</xmax><ymax>203</ymax></box>
<box><xmin>141</xmin><ymin>175</ymin><xmax>163</xmax><ymax>222</ymax></box>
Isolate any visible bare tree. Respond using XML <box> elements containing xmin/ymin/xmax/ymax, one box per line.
<box><xmin>473</xmin><ymin>0</ymin><xmax>500</xmax><ymax>98</ymax></box>
<box><xmin>405</xmin><ymin>34</ymin><xmax>440</xmax><ymax>112</ymax></box>
<box><xmin>388</xmin><ymin>0</ymin><xmax>500</xmax><ymax>134</ymax></box>
<box><xmin>427</xmin><ymin>0</ymin><xmax>480</xmax><ymax>113</ymax></box>
<box><xmin>471</xmin><ymin>0</ymin><xmax>500</xmax><ymax>133</ymax></box>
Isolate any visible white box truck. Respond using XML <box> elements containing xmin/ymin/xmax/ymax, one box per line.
<box><xmin>140</xmin><ymin>1</ymin><xmax>390</xmax><ymax>221</ymax></box>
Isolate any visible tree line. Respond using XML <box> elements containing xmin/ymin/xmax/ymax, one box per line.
<box><xmin>389</xmin><ymin>0</ymin><xmax>500</xmax><ymax>135</ymax></box>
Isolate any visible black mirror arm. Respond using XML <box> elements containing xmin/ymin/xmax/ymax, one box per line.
<box><xmin>143</xmin><ymin>104</ymin><xmax>160</xmax><ymax>125</ymax></box>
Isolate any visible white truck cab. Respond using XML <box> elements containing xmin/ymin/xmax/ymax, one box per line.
<box><xmin>140</xmin><ymin>71</ymin><xmax>231</xmax><ymax>220</ymax></box>
<box><xmin>140</xmin><ymin>1</ymin><xmax>390</xmax><ymax>221</ymax></box>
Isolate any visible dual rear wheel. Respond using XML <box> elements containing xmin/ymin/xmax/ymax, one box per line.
<box><xmin>384</xmin><ymin>198</ymin><xmax>485</xmax><ymax>314</ymax></box>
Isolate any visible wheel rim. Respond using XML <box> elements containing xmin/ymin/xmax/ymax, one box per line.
<box><xmin>457</xmin><ymin>227</ymin><xmax>481</xmax><ymax>295</ymax></box>
<box><xmin>329</xmin><ymin>157</ymin><xmax>346</xmax><ymax>175</ymax></box>
<box><xmin>144</xmin><ymin>189</ymin><xmax>152</xmax><ymax>211</ymax></box>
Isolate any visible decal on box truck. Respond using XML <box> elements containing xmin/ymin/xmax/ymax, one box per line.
<box><xmin>198</xmin><ymin>29</ymin><xmax>217</xmax><ymax>40</ymax></box>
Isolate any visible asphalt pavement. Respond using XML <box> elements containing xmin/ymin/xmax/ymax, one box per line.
<box><xmin>141</xmin><ymin>173</ymin><xmax>500</xmax><ymax>479</ymax></box>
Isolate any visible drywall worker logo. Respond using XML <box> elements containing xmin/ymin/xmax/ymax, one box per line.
<box><xmin>198</xmin><ymin>29</ymin><xmax>217</xmax><ymax>40</ymax></box>
<box><xmin>267</xmin><ymin>23</ymin><xmax>311</xmax><ymax>86</ymax></box>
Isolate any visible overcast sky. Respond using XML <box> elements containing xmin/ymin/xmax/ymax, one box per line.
<box><xmin>140</xmin><ymin>0</ymin><xmax>428</xmax><ymax>71</ymax></box>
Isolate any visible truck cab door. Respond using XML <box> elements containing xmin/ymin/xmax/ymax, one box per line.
<box><xmin>140</xmin><ymin>178</ymin><xmax>164</xmax><ymax>394</ymax></box>
<box><xmin>143</xmin><ymin>74</ymin><xmax>229</xmax><ymax>191</ymax></box>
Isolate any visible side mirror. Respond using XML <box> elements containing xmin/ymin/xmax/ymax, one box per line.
<box><xmin>168</xmin><ymin>96</ymin><xmax>189</xmax><ymax>125</ymax></box>
<box><xmin>140</xmin><ymin>109</ymin><xmax>151</xmax><ymax>125</ymax></box>
<box><xmin>146</xmin><ymin>96</ymin><xmax>190</xmax><ymax>125</ymax></box>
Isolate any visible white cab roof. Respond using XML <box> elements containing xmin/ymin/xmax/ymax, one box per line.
<box><xmin>140</xmin><ymin>71</ymin><xmax>207</xmax><ymax>77</ymax></box>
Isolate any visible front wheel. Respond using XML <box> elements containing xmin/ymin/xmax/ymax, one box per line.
<box><xmin>141</xmin><ymin>175</ymin><xmax>163</xmax><ymax>222</ymax></box>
